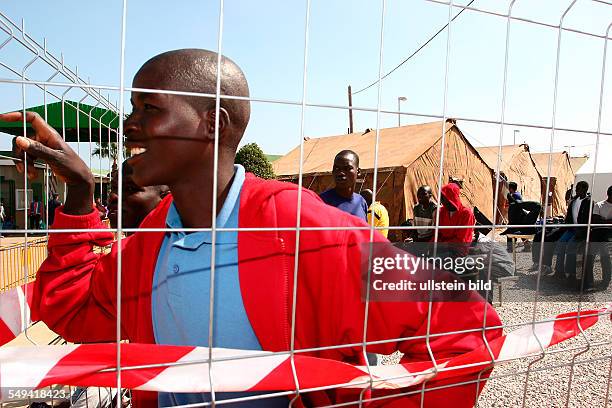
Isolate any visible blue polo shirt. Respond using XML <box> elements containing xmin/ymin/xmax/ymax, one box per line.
<box><xmin>152</xmin><ymin>165</ymin><xmax>286</xmax><ymax>407</ymax></box>
<box><xmin>319</xmin><ymin>188</ymin><xmax>368</xmax><ymax>221</ymax></box>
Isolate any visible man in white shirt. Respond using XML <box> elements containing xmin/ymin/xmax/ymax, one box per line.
<box><xmin>553</xmin><ymin>181</ymin><xmax>591</xmax><ymax>286</ymax></box>
<box><xmin>584</xmin><ymin>185</ymin><xmax>612</xmax><ymax>289</ymax></box>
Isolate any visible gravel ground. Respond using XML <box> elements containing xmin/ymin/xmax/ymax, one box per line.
<box><xmin>381</xmin><ymin>247</ymin><xmax>612</xmax><ymax>407</ymax></box>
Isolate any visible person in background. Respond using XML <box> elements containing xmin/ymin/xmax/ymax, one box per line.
<box><xmin>565</xmin><ymin>184</ymin><xmax>574</xmax><ymax>207</ymax></box>
<box><xmin>505</xmin><ymin>182</ymin><xmax>522</xmax><ymax>249</ymax></box>
<box><xmin>29</xmin><ymin>196</ymin><xmax>43</xmax><ymax>230</ymax></box>
<box><xmin>502</xmin><ymin>181</ymin><xmax>541</xmax><ymax>252</ymax></box>
<box><xmin>94</xmin><ymin>197</ymin><xmax>107</xmax><ymax>220</ymax></box>
<box><xmin>359</xmin><ymin>189</ymin><xmax>389</xmax><ymax>238</ymax></box>
<box><xmin>412</xmin><ymin>185</ymin><xmax>437</xmax><ymax>242</ymax></box>
<box><xmin>319</xmin><ymin>150</ymin><xmax>368</xmax><ymax>221</ymax></box>
<box><xmin>47</xmin><ymin>193</ymin><xmax>62</xmax><ymax>227</ymax></box>
<box><xmin>107</xmin><ymin>161</ymin><xmax>170</xmax><ymax>232</ymax></box>
<box><xmin>0</xmin><ymin>198</ymin><xmax>5</xmax><ymax>237</ymax></box>
<box><xmin>583</xmin><ymin>185</ymin><xmax>612</xmax><ymax>290</ymax></box>
<box><xmin>552</xmin><ymin>180</ymin><xmax>591</xmax><ymax>285</ymax></box>
<box><xmin>507</xmin><ymin>181</ymin><xmax>521</xmax><ymax>202</ymax></box>
<box><xmin>448</xmin><ymin>176</ymin><xmax>464</xmax><ymax>189</ymax></box>
<box><xmin>437</xmin><ymin>183</ymin><xmax>475</xmax><ymax>256</ymax></box>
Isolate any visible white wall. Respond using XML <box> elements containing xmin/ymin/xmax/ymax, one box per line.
<box><xmin>574</xmin><ymin>172</ymin><xmax>612</xmax><ymax>202</ymax></box>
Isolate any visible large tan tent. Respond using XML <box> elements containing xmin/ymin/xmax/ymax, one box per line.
<box><xmin>532</xmin><ymin>151</ymin><xmax>574</xmax><ymax>217</ymax></box>
<box><xmin>475</xmin><ymin>144</ymin><xmax>542</xmax><ymax>222</ymax></box>
<box><xmin>569</xmin><ymin>155</ymin><xmax>588</xmax><ymax>173</ymax></box>
<box><xmin>273</xmin><ymin>120</ymin><xmax>494</xmax><ymax>241</ymax></box>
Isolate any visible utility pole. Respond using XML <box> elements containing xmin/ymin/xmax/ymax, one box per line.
<box><xmin>513</xmin><ymin>129</ymin><xmax>520</xmax><ymax>145</ymax></box>
<box><xmin>397</xmin><ymin>96</ymin><xmax>407</xmax><ymax>127</ymax></box>
<box><xmin>347</xmin><ymin>85</ymin><xmax>354</xmax><ymax>134</ymax></box>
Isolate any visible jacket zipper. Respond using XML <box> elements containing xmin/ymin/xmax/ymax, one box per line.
<box><xmin>278</xmin><ymin>237</ymin><xmax>291</xmax><ymax>350</ymax></box>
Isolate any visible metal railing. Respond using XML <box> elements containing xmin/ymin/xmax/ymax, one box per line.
<box><xmin>0</xmin><ymin>236</ymin><xmax>46</xmax><ymax>292</ymax></box>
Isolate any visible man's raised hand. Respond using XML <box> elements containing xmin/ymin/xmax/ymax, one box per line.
<box><xmin>2</xmin><ymin>111</ymin><xmax>95</xmax><ymax>215</ymax></box>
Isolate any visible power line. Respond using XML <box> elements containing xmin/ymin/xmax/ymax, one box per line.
<box><xmin>353</xmin><ymin>0</ymin><xmax>476</xmax><ymax>95</ymax></box>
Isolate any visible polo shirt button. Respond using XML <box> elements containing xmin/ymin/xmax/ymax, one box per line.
<box><xmin>173</xmin><ymin>264</ymin><xmax>180</xmax><ymax>274</ymax></box>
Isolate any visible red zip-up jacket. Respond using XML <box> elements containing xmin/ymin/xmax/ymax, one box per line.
<box><xmin>35</xmin><ymin>174</ymin><xmax>501</xmax><ymax>407</ymax></box>
<box><xmin>437</xmin><ymin>184</ymin><xmax>475</xmax><ymax>255</ymax></box>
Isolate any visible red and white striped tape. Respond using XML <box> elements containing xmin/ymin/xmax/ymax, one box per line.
<box><xmin>0</xmin><ymin>305</ymin><xmax>609</xmax><ymax>400</ymax></box>
<box><xmin>0</xmin><ymin>283</ymin><xmax>33</xmax><ymax>347</ymax></box>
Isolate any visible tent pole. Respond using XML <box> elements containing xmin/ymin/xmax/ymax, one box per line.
<box><xmin>347</xmin><ymin>85</ymin><xmax>354</xmax><ymax>134</ymax></box>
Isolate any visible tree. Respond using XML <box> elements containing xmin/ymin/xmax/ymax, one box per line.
<box><xmin>92</xmin><ymin>141</ymin><xmax>129</xmax><ymax>161</ymax></box>
<box><xmin>92</xmin><ymin>141</ymin><xmax>118</xmax><ymax>160</ymax></box>
<box><xmin>235</xmin><ymin>143</ymin><xmax>276</xmax><ymax>179</ymax></box>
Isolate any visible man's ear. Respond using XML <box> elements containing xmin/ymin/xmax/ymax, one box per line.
<box><xmin>357</xmin><ymin>167</ymin><xmax>362</xmax><ymax>178</ymax></box>
<box><xmin>203</xmin><ymin>107</ymin><xmax>231</xmax><ymax>141</ymax></box>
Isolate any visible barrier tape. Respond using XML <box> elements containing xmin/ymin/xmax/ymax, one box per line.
<box><xmin>1</xmin><ymin>305</ymin><xmax>609</xmax><ymax>400</ymax></box>
<box><xmin>0</xmin><ymin>283</ymin><xmax>33</xmax><ymax>347</ymax></box>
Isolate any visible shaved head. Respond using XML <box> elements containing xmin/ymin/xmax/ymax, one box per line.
<box><xmin>136</xmin><ymin>49</ymin><xmax>251</xmax><ymax>147</ymax></box>
<box><xmin>335</xmin><ymin>149</ymin><xmax>359</xmax><ymax>167</ymax></box>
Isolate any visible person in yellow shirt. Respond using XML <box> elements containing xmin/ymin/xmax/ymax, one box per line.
<box><xmin>360</xmin><ymin>189</ymin><xmax>389</xmax><ymax>238</ymax></box>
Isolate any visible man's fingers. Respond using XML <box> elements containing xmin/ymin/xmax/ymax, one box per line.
<box><xmin>0</xmin><ymin>112</ymin><xmax>27</xmax><ymax>122</ymax></box>
<box><xmin>0</xmin><ymin>111</ymin><xmax>63</xmax><ymax>149</ymax></box>
<box><xmin>15</xmin><ymin>136</ymin><xmax>31</xmax><ymax>151</ymax></box>
<box><xmin>16</xmin><ymin>136</ymin><xmax>60</xmax><ymax>164</ymax></box>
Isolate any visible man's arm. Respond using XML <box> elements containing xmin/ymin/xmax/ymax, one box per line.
<box><xmin>591</xmin><ymin>203</ymin><xmax>605</xmax><ymax>224</ymax></box>
<box><xmin>1</xmin><ymin>111</ymin><xmax>124</xmax><ymax>342</ymax></box>
<box><xmin>34</xmin><ymin>210</ymin><xmax>123</xmax><ymax>342</ymax></box>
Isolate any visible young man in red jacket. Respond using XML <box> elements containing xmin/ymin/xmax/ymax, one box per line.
<box><xmin>5</xmin><ymin>49</ymin><xmax>501</xmax><ymax>407</ymax></box>
<box><xmin>436</xmin><ymin>183</ymin><xmax>476</xmax><ymax>257</ymax></box>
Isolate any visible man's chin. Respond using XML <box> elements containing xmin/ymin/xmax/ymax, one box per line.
<box><xmin>131</xmin><ymin>173</ymin><xmax>157</xmax><ymax>189</ymax></box>
<box><xmin>334</xmin><ymin>181</ymin><xmax>351</xmax><ymax>189</ymax></box>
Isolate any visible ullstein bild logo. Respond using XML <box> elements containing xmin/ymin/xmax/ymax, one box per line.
<box><xmin>371</xmin><ymin>278</ymin><xmax>491</xmax><ymax>293</ymax></box>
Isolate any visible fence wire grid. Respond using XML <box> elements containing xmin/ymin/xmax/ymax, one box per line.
<box><xmin>0</xmin><ymin>1</ymin><xmax>612</xmax><ymax>408</ymax></box>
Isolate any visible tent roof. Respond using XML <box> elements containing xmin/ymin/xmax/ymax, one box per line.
<box><xmin>475</xmin><ymin>144</ymin><xmax>534</xmax><ymax>174</ymax></box>
<box><xmin>531</xmin><ymin>152</ymin><xmax>571</xmax><ymax>177</ymax></box>
<box><xmin>273</xmin><ymin>120</ymin><xmax>459</xmax><ymax>176</ymax></box>
<box><xmin>576</xmin><ymin>150</ymin><xmax>612</xmax><ymax>174</ymax></box>
<box><xmin>0</xmin><ymin>101</ymin><xmax>120</xmax><ymax>143</ymax></box>
<box><xmin>569</xmin><ymin>156</ymin><xmax>589</xmax><ymax>173</ymax></box>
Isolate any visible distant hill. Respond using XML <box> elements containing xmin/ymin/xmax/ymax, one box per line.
<box><xmin>265</xmin><ymin>154</ymin><xmax>281</xmax><ymax>162</ymax></box>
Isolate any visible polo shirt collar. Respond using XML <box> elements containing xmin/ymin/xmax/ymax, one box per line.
<box><xmin>165</xmin><ymin>164</ymin><xmax>245</xmax><ymax>249</ymax></box>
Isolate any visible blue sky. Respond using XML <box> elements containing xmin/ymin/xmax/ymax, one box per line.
<box><xmin>1</xmin><ymin>0</ymin><xmax>611</xmax><ymax>172</ymax></box>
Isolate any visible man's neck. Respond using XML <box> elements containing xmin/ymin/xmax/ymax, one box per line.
<box><xmin>334</xmin><ymin>186</ymin><xmax>354</xmax><ymax>199</ymax></box>
<box><xmin>169</xmin><ymin>155</ymin><xmax>236</xmax><ymax>229</ymax></box>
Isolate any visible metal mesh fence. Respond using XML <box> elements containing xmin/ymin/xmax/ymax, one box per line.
<box><xmin>0</xmin><ymin>1</ymin><xmax>611</xmax><ymax>407</ymax></box>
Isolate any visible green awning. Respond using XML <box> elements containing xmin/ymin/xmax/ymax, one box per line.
<box><xmin>0</xmin><ymin>101</ymin><xmax>121</xmax><ymax>142</ymax></box>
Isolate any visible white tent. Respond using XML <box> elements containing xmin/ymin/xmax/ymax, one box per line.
<box><xmin>574</xmin><ymin>146</ymin><xmax>612</xmax><ymax>202</ymax></box>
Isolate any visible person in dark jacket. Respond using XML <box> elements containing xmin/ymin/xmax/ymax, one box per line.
<box><xmin>552</xmin><ymin>181</ymin><xmax>592</xmax><ymax>285</ymax></box>
<box><xmin>47</xmin><ymin>193</ymin><xmax>62</xmax><ymax>226</ymax></box>
<box><xmin>501</xmin><ymin>181</ymin><xmax>542</xmax><ymax>251</ymax></box>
